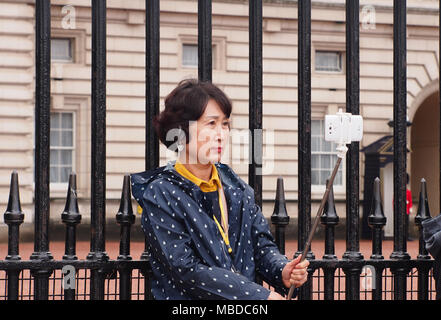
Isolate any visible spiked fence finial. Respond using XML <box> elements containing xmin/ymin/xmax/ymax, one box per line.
<box><xmin>61</xmin><ymin>172</ymin><xmax>81</xmax><ymax>225</ymax></box>
<box><xmin>4</xmin><ymin>171</ymin><xmax>25</xmax><ymax>262</ymax></box>
<box><xmin>271</xmin><ymin>177</ymin><xmax>290</xmax><ymax>226</ymax></box>
<box><xmin>271</xmin><ymin>177</ymin><xmax>290</xmax><ymax>255</ymax></box>
<box><xmin>4</xmin><ymin>171</ymin><xmax>24</xmax><ymax>226</ymax></box>
<box><xmin>116</xmin><ymin>174</ymin><xmax>135</xmax><ymax>226</ymax></box>
<box><xmin>415</xmin><ymin>178</ymin><xmax>431</xmax><ymax>226</ymax></box>
<box><xmin>61</xmin><ymin>173</ymin><xmax>81</xmax><ymax>262</ymax></box>
<box><xmin>368</xmin><ymin>177</ymin><xmax>386</xmax><ymax>227</ymax></box>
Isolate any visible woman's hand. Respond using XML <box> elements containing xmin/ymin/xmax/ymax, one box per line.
<box><xmin>281</xmin><ymin>255</ymin><xmax>309</xmax><ymax>288</ymax></box>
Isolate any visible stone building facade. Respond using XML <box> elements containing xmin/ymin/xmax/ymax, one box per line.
<box><xmin>0</xmin><ymin>0</ymin><xmax>439</xmax><ymax>239</ymax></box>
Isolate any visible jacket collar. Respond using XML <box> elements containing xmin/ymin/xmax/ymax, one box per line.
<box><xmin>130</xmin><ymin>160</ymin><xmax>246</xmax><ymax>203</ymax></box>
<box><xmin>174</xmin><ymin>160</ymin><xmax>220</xmax><ymax>192</ymax></box>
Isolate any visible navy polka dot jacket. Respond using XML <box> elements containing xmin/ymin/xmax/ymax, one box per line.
<box><xmin>131</xmin><ymin>160</ymin><xmax>298</xmax><ymax>300</ymax></box>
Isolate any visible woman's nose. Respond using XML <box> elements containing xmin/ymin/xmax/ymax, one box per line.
<box><xmin>216</xmin><ymin>125</ymin><xmax>228</xmax><ymax>141</ymax></box>
<box><xmin>214</xmin><ymin>124</ymin><xmax>222</xmax><ymax>138</ymax></box>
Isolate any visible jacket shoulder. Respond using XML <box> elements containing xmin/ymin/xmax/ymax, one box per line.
<box><xmin>130</xmin><ymin>165</ymin><xmax>171</xmax><ymax>202</ymax></box>
<box><xmin>216</xmin><ymin>162</ymin><xmax>254</xmax><ymax>196</ymax></box>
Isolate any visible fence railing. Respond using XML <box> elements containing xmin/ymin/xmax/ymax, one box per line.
<box><xmin>270</xmin><ymin>176</ymin><xmax>435</xmax><ymax>300</ymax></box>
<box><xmin>1</xmin><ymin>168</ymin><xmax>436</xmax><ymax>300</ymax></box>
<box><xmin>0</xmin><ymin>0</ymin><xmax>438</xmax><ymax>300</ymax></box>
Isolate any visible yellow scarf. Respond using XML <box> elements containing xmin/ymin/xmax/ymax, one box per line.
<box><xmin>174</xmin><ymin>160</ymin><xmax>232</xmax><ymax>254</ymax></box>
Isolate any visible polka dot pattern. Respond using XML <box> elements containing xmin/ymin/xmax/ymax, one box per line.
<box><xmin>130</xmin><ymin>160</ymin><xmax>293</xmax><ymax>300</ymax></box>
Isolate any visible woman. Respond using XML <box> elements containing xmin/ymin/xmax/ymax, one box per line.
<box><xmin>131</xmin><ymin>79</ymin><xmax>309</xmax><ymax>300</ymax></box>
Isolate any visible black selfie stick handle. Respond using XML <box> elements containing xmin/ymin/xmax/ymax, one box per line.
<box><xmin>286</xmin><ymin>156</ymin><xmax>342</xmax><ymax>300</ymax></box>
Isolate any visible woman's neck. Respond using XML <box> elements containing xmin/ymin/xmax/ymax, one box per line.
<box><xmin>178</xmin><ymin>154</ymin><xmax>212</xmax><ymax>181</ymax></box>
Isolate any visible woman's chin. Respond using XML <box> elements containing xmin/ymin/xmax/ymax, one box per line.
<box><xmin>205</xmin><ymin>153</ymin><xmax>222</xmax><ymax>164</ymax></box>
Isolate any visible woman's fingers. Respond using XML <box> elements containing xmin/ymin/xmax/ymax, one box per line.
<box><xmin>296</xmin><ymin>259</ymin><xmax>310</xmax><ymax>269</ymax></box>
<box><xmin>290</xmin><ymin>262</ymin><xmax>309</xmax><ymax>287</ymax></box>
<box><xmin>287</xmin><ymin>255</ymin><xmax>302</xmax><ymax>267</ymax></box>
<box><xmin>282</xmin><ymin>256</ymin><xmax>310</xmax><ymax>288</ymax></box>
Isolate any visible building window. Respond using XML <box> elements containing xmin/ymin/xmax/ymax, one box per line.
<box><xmin>182</xmin><ymin>44</ymin><xmax>198</xmax><ymax>67</ymax></box>
<box><xmin>49</xmin><ymin>112</ymin><xmax>74</xmax><ymax>183</ymax></box>
<box><xmin>181</xmin><ymin>43</ymin><xmax>218</xmax><ymax>69</ymax></box>
<box><xmin>315</xmin><ymin>51</ymin><xmax>342</xmax><ymax>72</ymax></box>
<box><xmin>51</xmin><ymin>38</ymin><xmax>73</xmax><ymax>62</ymax></box>
<box><xmin>311</xmin><ymin>119</ymin><xmax>343</xmax><ymax>186</ymax></box>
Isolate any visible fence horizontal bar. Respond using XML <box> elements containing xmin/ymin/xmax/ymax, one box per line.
<box><xmin>0</xmin><ymin>260</ymin><xmax>151</xmax><ymax>271</ymax></box>
<box><xmin>0</xmin><ymin>259</ymin><xmax>432</xmax><ymax>277</ymax></box>
<box><xmin>307</xmin><ymin>259</ymin><xmax>433</xmax><ymax>270</ymax></box>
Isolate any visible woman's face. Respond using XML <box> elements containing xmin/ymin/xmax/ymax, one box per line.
<box><xmin>185</xmin><ymin>99</ymin><xmax>230</xmax><ymax>165</ymax></box>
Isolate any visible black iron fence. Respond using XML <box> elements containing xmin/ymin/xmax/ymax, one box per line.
<box><xmin>0</xmin><ymin>0</ymin><xmax>438</xmax><ymax>300</ymax></box>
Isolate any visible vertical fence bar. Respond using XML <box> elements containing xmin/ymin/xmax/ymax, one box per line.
<box><xmin>249</xmin><ymin>0</ymin><xmax>263</xmax><ymax>208</ymax></box>
<box><xmin>61</xmin><ymin>173</ymin><xmax>81</xmax><ymax>300</ymax></box>
<box><xmin>31</xmin><ymin>0</ymin><xmax>54</xmax><ymax>300</ymax></box>
<box><xmin>414</xmin><ymin>178</ymin><xmax>431</xmax><ymax>300</ymax></box>
<box><xmin>4</xmin><ymin>172</ymin><xmax>25</xmax><ymax>300</ymax></box>
<box><xmin>143</xmin><ymin>0</ymin><xmax>160</xmax><ymax>300</ymax></box>
<box><xmin>116</xmin><ymin>175</ymin><xmax>135</xmax><ymax>300</ymax></box>
<box><xmin>271</xmin><ymin>178</ymin><xmax>290</xmax><ymax>255</ymax></box>
<box><xmin>390</xmin><ymin>0</ymin><xmax>411</xmax><ymax>301</ymax></box>
<box><xmin>343</xmin><ymin>0</ymin><xmax>363</xmax><ymax>301</ymax></box>
<box><xmin>368</xmin><ymin>177</ymin><xmax>386</xmax><ymax>300</ymax></box>
<box><xmin>320</xmin><ymin>179</ymin><xmax>339</xmax><ymax>300</ymax></box>
<box><xmin>145</xmin><ymin>0</ymin><xmax>160</xmax><ymax>172</ymax></box>
<box><xmin>249</xmin><ymin>0</ymin><xmax>263</xmax><ymax>286</ymax></box>
<box><xmin>198</xmin><ymin>0</ymin><xmax>212</xmax><ymax>82</ymax></box>
<box><xmin>297</xmin><ymin>0</ymin><xmax>313</xmax><ymax>300</ymax></box>
<box><xmin>87</xmin><ymin>0</ymin><xmax>109</xmax><ymax>300</ymax></box>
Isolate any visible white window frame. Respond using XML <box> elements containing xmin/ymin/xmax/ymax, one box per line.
<box><xmin>49</xmin><ymin>111</ymin><xmax>76</xmax><ymax>190</ymax></box>
<box><xmin>179</xmin><ymin>35</ymin><xmax>226</xmax><ymax>71</ymax></box>
<box><xmin>311</xmin><ymin>118</ymin><xmax>346</xmax><ymax>195</ymax></box>
<box><xmin>51</xmin><ymin>28</ymin><xmax>86</xmax><ymax>66</ymax></box>
<box><xmin>182</xmin><ymin>43</ymin><xmax>199</xmax><ymax>68</ymax></box>
<box><xmin>312</xmin><ymin>41</ymin><xmax>346</xmax><ymax>76</ymax></box>
<box><xmin>32</xmin><ymin>95</ymin><xmax>91</xmax><ymax>199</ymax></box>
<box><xmin>51</xmin><ymin>38</ymin><xmax>74</xmax><ymax>63</ymax></box>
<box><xmin>32</xmin><ymin>110</ymin><xmax>76</xmax><ymax>195</ymax></box>
<box><xmin>315</xmin><ymin>50</ymin><xmax>343</xmax><ymax>73</ymax></box>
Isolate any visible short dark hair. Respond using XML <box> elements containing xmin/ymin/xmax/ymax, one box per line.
<box><xmin>153</xmin><ymin>79</ymin><xmax>232</xmax><ymax>153</ymax></box>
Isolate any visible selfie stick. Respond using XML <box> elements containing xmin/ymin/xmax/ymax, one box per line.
<box><xmin>286</xmin><ymin>139</ymin><xmax>348</xmax><ymax>300</ymax></box>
